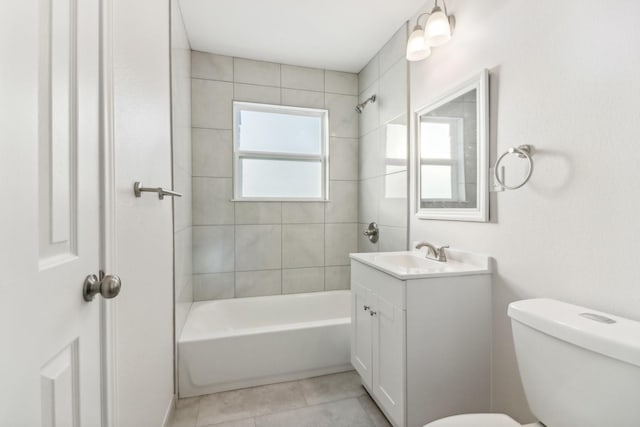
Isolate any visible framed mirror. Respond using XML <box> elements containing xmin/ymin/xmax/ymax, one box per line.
<box><xmin>415</xmin><ymin>69</ymin><xmax>489</xmax><ymax>222</ymax></box>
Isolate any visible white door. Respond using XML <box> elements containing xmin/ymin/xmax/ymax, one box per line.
<box><xmin>372</xmin><ymin>296</ymin><xmax>405</xmax><ymax>427</ymax></box>
<box><xmin>0</xmin><ymin>0</ymin><xmax>104</xmax><ymax>426</ymax></box>
<box><xmin>351</xmin><ymin>281</ymin><xmax>373</xmax><ymax>388</ymax></box>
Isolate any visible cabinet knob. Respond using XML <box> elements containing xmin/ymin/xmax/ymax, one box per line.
<box><xmin>370</xmin><ymin>310</ymin><xmax>377</xmax><ymax>316</ymax></box>
<box><xmin>363</xmin><ymin>305</ymin><xmax>370</xmax><ymax>311</ymax></box>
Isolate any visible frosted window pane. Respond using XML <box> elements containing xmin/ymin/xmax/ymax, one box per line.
<box><xmin>421</xmin><ymin>121</ymin><xmax>451</xmax><ymax>159</ymax></box>
<box><xmin>239</xmin><ymin>110</ymin><xmax>322</xmax><ymax>155</ymax></box>
<box><xmin>421</xmin><ymin>165</ymin><xmax>452</xmax><ymax>199</ymax></box>
<box><xmin>242</xmin><ymin>159</ymin><xmax>322</xmax><ymax>198</ymax></box>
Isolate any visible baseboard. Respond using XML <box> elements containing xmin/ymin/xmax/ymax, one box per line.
<box><xmin>161</xmin><ymin>394</ymin><xmax>177</xmax><ymax>427</ymax></box>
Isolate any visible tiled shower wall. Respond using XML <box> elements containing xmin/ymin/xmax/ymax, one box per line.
<box><xmin>171</xmin><ymin>0</ymin><xmax>192</xmax><ymax>342</ymax></box>
<box><xmin>190</xmin><ymin>52</ymin><xmax>359</xmax><ymax>300</ymax></box>
<box><xmin>357</xmin><ymin>25</ymin><xmax>409</xmax><ymax>252</ymax></box>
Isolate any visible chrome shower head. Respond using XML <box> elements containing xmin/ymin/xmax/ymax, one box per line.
<box><xmin>355</xmin><ymin>94</ymin><xmax>377</xmax><ymax>114</ymax></box>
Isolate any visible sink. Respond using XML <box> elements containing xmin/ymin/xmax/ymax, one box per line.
<box><xmin>374</xmin><ymin>253</ymin><xmax>442</xmax><ymax>270</ymax></box>
<box><xmin>350</xmin><ymin>250</ymin><xmax>490</xmax><ymax>280</ymax></box>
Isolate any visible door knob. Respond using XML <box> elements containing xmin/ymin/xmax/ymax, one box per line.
<box><xmin>83</xmin><ymin>271</ymin><xmax>122</xmax><ymax>302</ymax></box>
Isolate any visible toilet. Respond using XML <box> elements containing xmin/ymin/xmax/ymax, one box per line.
<box><xmin>425</xmin><ymin>298</ymin><xmax>640</xmax><ymax>427</ymax></box>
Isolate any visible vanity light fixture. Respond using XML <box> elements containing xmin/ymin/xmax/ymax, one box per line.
<box><xmin>406</xmin><ymin>0</ymin><xmax>455</xmax><ymax>62</ymax></box>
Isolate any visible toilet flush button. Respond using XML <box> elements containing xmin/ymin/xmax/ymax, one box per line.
<box><xmin>580</xmin><ymin>313</ymin><xmax>617</xmax><ymax>324</ymax></box>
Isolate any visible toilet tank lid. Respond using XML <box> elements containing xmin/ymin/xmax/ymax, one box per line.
<box><xmin>508</xmin><ymin>298</ymin><xmax>640</xmax><ymax>368</ymax></box>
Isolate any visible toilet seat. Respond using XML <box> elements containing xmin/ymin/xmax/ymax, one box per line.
<box><xmin>423</xmin><ymin>413</ymin><xmax>522</xmax><ymax>427</ymax></box>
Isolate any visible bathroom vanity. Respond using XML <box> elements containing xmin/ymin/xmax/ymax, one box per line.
<box><xmin>350</xmin><ymin>250</ymin><xmax>492</xmax><ymax>427</ymax></box>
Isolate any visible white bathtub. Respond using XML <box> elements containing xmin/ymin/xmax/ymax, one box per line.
<box><xmin>178</xmin><ymin>290</ymin><xmax>352</xmax><ymax>397</ymax></box>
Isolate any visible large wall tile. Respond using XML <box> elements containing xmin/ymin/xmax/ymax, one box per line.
<box><xmin>379</xmin><ymin>171</ymin><xmax>408</xmax><ymax>227</ymax></box>
<box><xmin>329</xmin><ymin>138</ymin><xmax>358</xmax><ymax>181</ymax></box>
<box><xmin>234</xmin><ymin>58</ymin><xmax>280</xmax><ymax>87</ymax></box>
<box><xmin>358</xmin><ymin>128</ymin><xmax>384</xmax><ymax>180</ymax></box>
<box><xmin>325</xmin><ymin>71</ymin><xmax>358</xmax><ymax>96</ymax></box>
<box><xmin>358</xmin><ymin>83</ymin><xmax>379</xmax><ymax>137</ymax></box>
<box><xmin>234</xmin><ymin>83</ymin><xmax>281</xmax><ymax>104</ymax></box>
<box><xmin>192</xmin><ymin>128</ymin><xmax>232</xmax><ymax>178</ymax></box>
<box><xmin>235</xmin><ymin>202</ymin><xmax>282</xmax><ymax>225</ymax></box>
<box><xmin>325</xmin><ymin>180</ymin><xmax>357</xmax><ymax>223</ymax></box>
<box><xmin>325</xmin><ymin>266</ymin><xmax>351</xmax><ymax>291</ymax></box>
<box><xmin>281</xmin><ymin>65</ymin><xmax>324</xmax><ymax>92</ymax></box>
<box><xmin>326</xmin><ymin>93</ymin><xmax>358</xmax><ymax>138</ymax></box>
<box><xmin>378</xmin><ymin>226</ymin><xmax>407</xmax><ymax>252</ymax></box>
<box><xmin>281</xmin><ymin>89</ymin><xmax>324</xmax><ymax>109</ymax></box>
<box><xmin>379</xmin><ymin>59</ymin><xmax>407</xmax><ymax>125</ymax></box>
<box><xmin>282</xmin><ymin>224</ymin><xmax>324</xmax><ymax>268</ymax></box>
<box><xmin>379</xmin><ymin>25</ymin><xmax>407</xmax><ymax>75</ymax></box>
<box><xmin>191</xmin><ymin>79</ymin><xmax>233</xmax><ymax>129</ymax></box>
<box><xmin>325</xmin><ymin>223</ymin><xmax>358</xmax><ymax>266</ymax></box>
<box><xmin>193</xmin><ymin>273</ymin><xmax>235</xmax><ymax>301</ymax></box>
<box><xmin>281</xmin><ymin>202</ymin><xmax>324</xmax><ymax>224</ymax></box>
<box><xmin>359</xmin><ymin>177</ymin><xmax>382</xmax><ymax>224</ymax></box>
<box><xmin>192</xmin><ymin>225</ymin><xmax>235</xmax><ymax>273</ymax></box>
<box><xmin>282</xmin><ymin>268</ymin><xmax>324</xmax><ymax>294</ymax></box>
<box><xmin>358</xmin><ymin>56</ymin><xmax>379</xmax><ymax>95</ymax></box>
<box><xmin>235</xmin><ymin>270</ymin><xmax>281</xmax><ymax>297</ymax></box>
<box><xmin>192</xmin><ymin>177</ymin><xmax>234</xmax><ymax>225</ymax></box>
<box><xmin>235</xmin><ymin>225</ymin><xmax>282</xmax><ymax>271</ymax></box>
<box><xmin>191</xmin><ymin>51</ymin><xmax>233</xmax><ymax>82</ymax></box>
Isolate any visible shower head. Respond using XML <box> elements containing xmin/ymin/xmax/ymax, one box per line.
<box><xmin>355</xmin><ymin>94</ymin><xmax>377</xmax><ymax>114</ymax></box>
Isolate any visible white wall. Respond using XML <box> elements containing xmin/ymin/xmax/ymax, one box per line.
<box><xmin>357</xmin><ymin>25</ymin><xmax>410</xmax><ymax>254</ymax></box>
<box><xmin>190</xmin><ymin>53</ymin><xmax>359</xmax><ymax>300</ymax></box>
<box><xmin>409</xmin><ymin>0</ymin><xmax>640</xmax><ymax>422</ymax></box>
<box><xmin>112</xmin><ymin>0</ymin><xmax>175</xmax><ymax>424</ymax></box>
<box><xmin>171</xmin><ymin>0</ymin><xmax>193</xmax><ymax>392</ymax></box>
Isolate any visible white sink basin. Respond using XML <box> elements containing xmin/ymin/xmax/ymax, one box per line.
<box><xmin>350</xmin><ymin>250</ymin><xmax>490</xmax><ymax>280</ymax></box>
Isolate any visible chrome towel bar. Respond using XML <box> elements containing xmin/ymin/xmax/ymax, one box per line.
<box><xmin>134</xmin><ymin>181</ymin><xmax>183</xmax><ymax>200</ymax></box>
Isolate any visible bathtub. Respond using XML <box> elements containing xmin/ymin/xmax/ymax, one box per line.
<box><xmin>178</xmin><ymin>290</ymin><xmax>352</xmax><ymax>397</ymax></box>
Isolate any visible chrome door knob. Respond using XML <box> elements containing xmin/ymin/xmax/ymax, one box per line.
<box><xmin>83</xmin><ymin>272</ymin><xmax>122</xmax><ymax>302</ymax></box>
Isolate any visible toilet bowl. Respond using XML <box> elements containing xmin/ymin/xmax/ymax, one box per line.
<box><xmin>424</xmin><ymin>298</ymin><xmax>640</xmax><ymax>427</ymax></box>
<box><xmin>424</xmin><ymin>413</ymin><xmax>541</xmax><ymax>427</ymax></box>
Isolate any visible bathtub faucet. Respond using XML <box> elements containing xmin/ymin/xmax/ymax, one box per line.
<box><xmin>415</xmin><ymin>242</ymin><xmax>449</xmax><ymax>262</ymax></box>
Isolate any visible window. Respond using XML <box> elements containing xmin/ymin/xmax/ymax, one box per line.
<box><xmin>419</xmin><ymin>116</ymin><xmax>465</xmax><ymax>201</ymax></box>
<box><xmin>233</xmin><ymin>102</ymin><xmax>329</xmax><ymax>201</ymax></box>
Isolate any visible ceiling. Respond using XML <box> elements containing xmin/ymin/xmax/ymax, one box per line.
<box><xmin>178</xmin><ymin>0</ymin><xmax>426</xmax><ymax>73</ymax></box>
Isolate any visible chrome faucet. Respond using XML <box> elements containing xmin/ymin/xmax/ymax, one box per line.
<box><xmin>415</xmin><ymin>242</ymin><xmax>449</xmax><ymax>262</ymax></box>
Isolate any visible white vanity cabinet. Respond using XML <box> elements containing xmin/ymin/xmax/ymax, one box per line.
<box><xmin>350</xmin><ymin>252</ymin><xmax>492</xmax><ymax>427</ymax></box>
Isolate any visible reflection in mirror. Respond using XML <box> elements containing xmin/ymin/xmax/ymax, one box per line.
<box><xmin>385</xmin><ymin>114</ymin><xmax>408</xmax><ymax>199</ymax></box>
<box><xmin>415</xmin><ymin>70</ymin><xmax>488</xmax><ymax>221</ymax></box>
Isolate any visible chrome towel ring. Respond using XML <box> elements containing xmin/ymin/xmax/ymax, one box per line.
<box><xmin>494</xmin><ymin>145</ymin><xmax>533</xmax><ymax>190</ymax></box>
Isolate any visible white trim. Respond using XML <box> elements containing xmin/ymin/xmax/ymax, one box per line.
<box><xmin>414</xmin><ymin>69</ymin><xmax>489</xmax><ymax>222</ymax></box>
<box><xmin>161</xmin><ymin>394</ymin><xmax>176</xmax><ymax>427</ymax></box>
<box><xmin>100</xmin><ymin>0</ymin><xmax>119</xmax><ymax>425</ymax></box>
<box><xmin>232</xmin><ymin>101</ymin><xmax>330</xmax><ymax>201</ymax></box>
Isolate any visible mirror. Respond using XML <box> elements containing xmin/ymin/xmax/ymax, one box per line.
<box><xmin>415</xmin><ymin>70</ymin><xmax>488</xmax><ymax>222</ymax></box>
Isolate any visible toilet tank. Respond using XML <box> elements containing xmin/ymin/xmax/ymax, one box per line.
<box><xmin>508</xmin><ymin>299</ymin><xmax>640</xmax><ymax>427</ymax></box>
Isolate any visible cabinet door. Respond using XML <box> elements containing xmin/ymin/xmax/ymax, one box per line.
<box><xmin>351</xmin><ymin>281</ymin><xmax>373</xmax><ymax>389</ymax></box>
<box><xmin>372</xmin><ymin>296</ymin><xmax>405</xmax><ymax>427</ymax></box>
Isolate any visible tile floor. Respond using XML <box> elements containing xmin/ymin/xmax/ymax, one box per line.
<box><xmin>168</xmin><ymin>370</ymin><xmax>392</xmax><ymax>427</ymax></box>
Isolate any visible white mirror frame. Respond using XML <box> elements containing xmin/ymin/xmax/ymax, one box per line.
<box><xmin>414</xmin><ymin>69</ymin><xmax>489</xmax><ymax>222</ymax></box>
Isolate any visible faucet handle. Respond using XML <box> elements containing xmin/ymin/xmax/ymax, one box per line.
<box><xmin>436</xmin><ymin>245</ymin><xmax>449</xmax><ymax>262</ymax></box>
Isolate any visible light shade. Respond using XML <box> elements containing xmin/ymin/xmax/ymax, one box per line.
<box><xmin>406</xmin><ymin>26</ymin><xmax>431</xmax><ymax>61</ymax></box>
<box><xmin>425</xmin><ymin>7</ymin><xmax>451</xmax><ymax>46</ymax></box>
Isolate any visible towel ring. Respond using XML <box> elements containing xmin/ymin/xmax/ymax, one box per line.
<box><xmin>494</xmin><ymin>145</ymin><xmax>533</xmax><ymax>190</ymax></box>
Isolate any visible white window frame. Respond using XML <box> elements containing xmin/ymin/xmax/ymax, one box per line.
<box><xmin>232</xmin><ymin>101</ymin><xmax>329</xmax><ymax>202</ymax></box>
<box><xmin>419</xmin><ymin>116</ymin><xmax>465</xmax><ymax>202</ymax></box>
